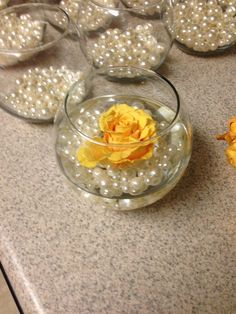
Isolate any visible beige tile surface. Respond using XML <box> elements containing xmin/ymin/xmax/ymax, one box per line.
<box><xmin>0</xmin><ymin>270</ymin><xmax>19</xmax><ymax>314</ymax></box>
<box><xmin>0</xmin><ymin>44</ymin><xmax>236</xmax><ymax>314</ymax></box>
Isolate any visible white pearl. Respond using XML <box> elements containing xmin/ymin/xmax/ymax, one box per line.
<box><xmin>132</xmin><ymin>101</ymin><xmax>145</xmax><ymax>109</ymax></box>
<box><xmin>121</xmin><ymin>168</ymin><xmax>137</xmax><ymax>178</ymax></box>
<box><xmin>159</xmin><ymin>121</ymin><xmax>168</xmax><ymax>130</ymax></box>
<box><xmin>129</xmin><ymin>177</ymin><xmax>147</xmax><ymax>195</ymax></box>
<box><xmin>100</xmin><ymin>176</ymin><xmax>111</xmax><ymax>187</ymax></box>
<box><xmin>121</xmin><ymin>184</ymin><xmax>129</xmax><ymax>193</ymax></box>
<box><xmin>100</xmin><ymin>187</ymin><xmax>110</xmax><ymax>197</ymax></box>
<box><xmin>120</xmin><ymin>175</ymin><xmax>129</xmax><ymax>183</ymax></box>
<box><xmin>144</xmin><ymin>169</ymin><xmax>163</xmax><ymax>186</ymax></box>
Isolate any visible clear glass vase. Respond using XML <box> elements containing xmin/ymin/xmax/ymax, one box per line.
<box><xmin>76</xmin><ymin>0</ymin><xmax>173</xmax><ymax>72</ymax></box>
<box><xmin>54</xmin><ymin>66</ymin><xmax>192</xmax><ymax>210</ymax></box>
<box><xmin>0</xmin><ymin>3</ymin><xmax>89</xmax><ymax>123</ymax></box>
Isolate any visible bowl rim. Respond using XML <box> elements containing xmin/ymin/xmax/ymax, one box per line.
<box><xmin>64</xmin><ymin>66</ymin><xmax>181</xmax><ymax>148</ymax></box>
<box><xmin>0</xmin><ymin>3</ymin><xmax>71</xmax><ymax>55</ymax></box>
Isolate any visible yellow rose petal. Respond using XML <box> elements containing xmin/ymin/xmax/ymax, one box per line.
<box><xmin>217</xmin><ymin>117</ymin><xmax>236</xmax><ymax>168</ymax></box>
<box><xmin>137</xmin><ymin>113</ymin><xmax>149</xmax><ymax>129</ymax></box>
<box><xmin>230</xmin><ymin>122</ymin><xmax>236</xmax><ymax>135</ymax></box>
<box><xmin>225</xmin><ymin>141</ymin><xmax>236</xmax><ymax>168</ymax></box>
<box><xmin>99</xmin><ymin>104</ymin><xmax>132</xmax><ymax>131</ymax></box>
<box><xmin>128</xmin><ymin>144</ymin><xmax>154</xmax><ymax>161</ymax></box>
<box><xmin>108</xmin><ymin>148</ymin><xmax>135</xmax><ymax>162</ymax></box>
<box><xmin>77</xmin><ymin>139</ymin><xmax>111</xmax><ymax>168</ymax></box>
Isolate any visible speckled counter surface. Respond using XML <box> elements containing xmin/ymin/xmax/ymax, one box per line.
<box><xmin>0</xmin><ymin>45</ymin><xmax>236</xmax><ymax>314</ymax></box>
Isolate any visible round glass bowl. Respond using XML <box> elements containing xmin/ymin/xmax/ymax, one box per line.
<box><xmin>54</xmin><ymin>66</ymin><xmax>192</xmax><ymax>211</ymax></box>
<box><xmin>0</xmin><ymin>3</ymin><xmax>89</xmax><ymax>123</ymax></box>
<box><xmin>76</xmin><ymin>0</ymin><xmax>173</xmax><ymax>72</ymax></box>
<box><xmin>173</xmin><ymin>0</ymin><xmax>236</xmax><ymax>55</ymax></box>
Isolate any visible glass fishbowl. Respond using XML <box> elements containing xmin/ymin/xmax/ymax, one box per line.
<box><xmin>54</xmin><ymin>66</ymin><xmax>192</xmax><ymax>210</ymax></box>
<box><xmin>77</xmin><ymin>0</ymin><xmax>174</xmax><ymax>72</ymax></box>
<box><xmin>0</xmin><ymin>3</ymin><xmax>88</xmax><ymax>123</ymax></box>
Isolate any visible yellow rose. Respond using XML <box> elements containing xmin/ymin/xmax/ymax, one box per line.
<box><xmin>217</xmin><ymin>116</ymin><xmax>236</xmax><ymax>168</ymax></box>
<box><xmin>225</xmin><ymin>141</ymin><xmax>236</xmax><ymax>168</ymax></box>
<box><xmin>77</xmin><ymin>104</ymin><xmax>157</xmax><ymax>168</ymax></box>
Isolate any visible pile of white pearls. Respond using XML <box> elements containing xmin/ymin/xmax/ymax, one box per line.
<box><xmin>5</xmin><ymin>66</ymin><xmax>86</xmax><ymax>121</ymax></box>
<box><xmin>0</xmin><ymin>0</ymin><xmax>9</xmax><ymax>10</ymax></box>
<box><xmin>90</xmin><ymin>23</ymin><xmax>165</xmax><ymax>69</ymax></box>
<box><xmin>0</xmin><ymin>13</ymin><xmax>45</xmax><ymax>66</ymax></box>
<box><xmin>0</xmin><ymin>13</ymin><xmax>44</xmax><ymax>50</ymax></box>
<box><xmin>56</xmin><ymin>102</ymin><xmax>184</xmax><ymax>198</ymax></box>
<box><xmin>55</xmin><ymin>0</ymin><xmax>118</xmax><ymax>32</ymax></box>
<box><xmin>174</xmin><ymin>0</ymin><xmax>236</xmax><ymax>52</ymax></box>
<box><xmin>122</xmin><ymin>0</ymin><xmax>162</xmax><ymax>15</ymax></box>
<box><xmin>81</xmin><ymin>153</ymin><xmax>167</xmax><ymax>197</ymax></box>
<box><xmin>79</xmin><ymin>0</ymin><xmax>118</xmax><ymax>31</ymax></box>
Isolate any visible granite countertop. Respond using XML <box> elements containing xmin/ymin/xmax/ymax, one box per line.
<box><xmin>0</xmin><ymin>45</ymin><xmax>236</xmax><ymax>314</ymax></box>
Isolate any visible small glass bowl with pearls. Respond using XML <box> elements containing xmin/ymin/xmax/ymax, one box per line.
<box><xmin>0</xmin><ymin>3</ymin><xmax>90</xmax><ymax>123</ymax></box>
<box><xmin>173</xmin><ymin>0</ymin><xmax>236</xmax><ymax>55</ymax></box>
<box><xmin>77</xmin><ymin>0</ymin><xmax>173</xmax><ymax>74</ymax></box>
<box><xmin>54</xmin><ymin>66</ymin><xmax>192</xmax><ymax>210</ymax></box>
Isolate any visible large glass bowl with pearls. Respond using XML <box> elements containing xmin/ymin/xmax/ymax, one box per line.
<box><xmin>0</xmin><ymin>3</ymin><xmax>89</xmax><ymax>123</ymax></box>
<box><xmin>173</xmin><ymin>0</ymin><xmax>236</xmax><ymax>55</ymax></box>
<box><xmin>54</xmin><ymin>66</ymin><xmax>192</xmax><ymax>210</ymax></box>
<box><xmin>77</xmin><ymin>0</ymin><xmax>173</xmax><ymax>72</ymax></box>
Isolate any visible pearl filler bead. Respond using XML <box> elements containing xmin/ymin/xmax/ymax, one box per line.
<box><xmin>174</xmin><ymin>0</ymin><xmax>236</xmax><ymax>52</ymax></box>
<box><xmin>56</xmin><ymin>98</ymin><xmax>185</xmax><ymax>199</ymax></box>
<box><xmin>0</xmin><ymin>13</ymin><xmax>45</xmax><ymax>66</ymax></box>
<box><xmin>5</xmin><ymin>66</ymin><xmax>86</xmax><ymax>120</ymax></box>
<box><xmin>90</xmin><ymin>23</ymin><xmax>166</xmax><ymax>69</ymax></box>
